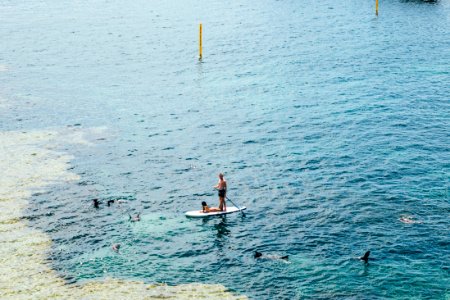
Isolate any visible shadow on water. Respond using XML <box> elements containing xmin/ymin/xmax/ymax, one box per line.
<box><xmin>360</xmin><ymin>263</ymin><xmax>370</xmax><ymax>277</ymax></box>
<box><xmin>202</xmin><ymin>216</ymin><xmax>231</xmax><ymax>238</ymax></box>
<box><xmin>196</xmin><ymin>59</ymin><xmax>205</xmax><ymax>85</ymax></box>
<box><xmin>201</xmin><ymin>216</ymin><xmax>232</xmax><ymax>253</ymax></box>
<box><xmin>214</xmin><ymin>217</ymin><xmax>231</xmax><ymax>238</ymax></box>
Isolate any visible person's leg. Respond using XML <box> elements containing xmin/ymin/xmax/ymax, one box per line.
<box><xmin>219</xmin><ymin>197</ymin><xmax>224</xmax><ymax>211</ymax></box>
<box><xmin>223</xmin><ymin>196</ymin><xmax>226</xmax><ymax>211</ymax></box>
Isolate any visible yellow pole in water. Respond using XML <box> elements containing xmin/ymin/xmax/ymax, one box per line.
<box><xmin>199</xmin><ymin>23</ymin><xmax>202</xmax><ymax>59</ymax></box>
<box><xmin>375</xmin><ymin>0</ymin><xmax>379</xmax><ymax>16</ymax></box>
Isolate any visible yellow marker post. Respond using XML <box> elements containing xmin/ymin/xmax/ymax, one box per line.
<box><xmin>199</xmin><ymin>23</ymin><xmax>203</xmax><ymax>59</ymax></box>
<box><xmin>376</xmin><ymin>0</ymin><xmax>379</xmax><ymax>16</ymax></box>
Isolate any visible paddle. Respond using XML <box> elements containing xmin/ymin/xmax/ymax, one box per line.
<box><xmin>225</xmin><ymin>196</ymin><xmax>246</xmax><ymax>217</ymax></box>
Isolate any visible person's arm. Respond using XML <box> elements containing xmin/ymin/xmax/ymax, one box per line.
<box><xmin>213</xmin><ymin>181</ymin><xmax>220</xmax><ymax>189</ymax></box>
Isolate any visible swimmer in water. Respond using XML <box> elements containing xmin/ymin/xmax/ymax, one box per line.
<box><xmin>254</xmin><ymin>251</ymin><xmax>289</xmax><ymax>260</ymax></box>
<box><xmin>92</xmin><ymin>199</ymin><xmax>100</xmax><ymax>208</ymax></box>
<box><xmin>112</xmin><ymin>244</ymin><xmax>121</xmax><ymax>252</ymax></box>
<box><xmin>107</xmin><ymin>199</ymin><xmax>128</xmax><ymax>206</ymax></box>
<box><xmin>399</xmin><ymin>215</ymin><xmax>422</xmax><ymax>224</ymax></box>
<box><xmin>201</xmin><ymin>201</ymin><xmax>222</xmax><ymax>213</ymax></box>
<box><xmin>129</xmin><ymin>213</ymin><xmax>141</xmax><ymax>222</ymax></box>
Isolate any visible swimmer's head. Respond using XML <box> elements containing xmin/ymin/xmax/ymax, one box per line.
<box><xmin>202</xmin><ymin>201</ymin><xmax>207</xmax><ymax>208</ymax></box>
<box><xmin>218</xmin><ymin>173</ymin><xmax>224</xmax><ymax>179</ymax></box>
<box><xmin>254</xmin><ymin>251</ymin><xmax>263</xmax><ymax>258</ymax></box>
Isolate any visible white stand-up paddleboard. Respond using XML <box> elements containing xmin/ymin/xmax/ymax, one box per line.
<box><xmin>185</xmin><ymin>206</ymin><xmax>246</xmax><ymax>218</ymax></box>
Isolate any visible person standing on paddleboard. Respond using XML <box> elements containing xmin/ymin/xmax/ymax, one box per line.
<box><xmin>213</xmin><ymin>173</ymin><xmax>227</xmax><ymax>211</ymax></box>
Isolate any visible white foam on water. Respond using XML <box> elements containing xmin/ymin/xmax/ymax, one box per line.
<box><xmin>0</xmin><ymin>129</ymin><xmax>246</xmax><ymax>299</ymax></box>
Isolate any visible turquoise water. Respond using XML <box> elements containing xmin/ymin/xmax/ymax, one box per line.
<box><xmin>1</xmin><ymin>0</ymin><xmax>449</xmax><ymax>299</ymax></box>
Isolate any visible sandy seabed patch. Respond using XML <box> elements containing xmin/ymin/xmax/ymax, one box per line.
<box><xmin>0</xmin><ymin>130</ymin><xmax>246</xmax><ymax>300</ymax></box>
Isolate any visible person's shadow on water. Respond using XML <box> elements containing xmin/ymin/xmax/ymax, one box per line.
<box><xmin>214</xmin><ymin>217</ymin><xmax>230</xmax><ymax>238</ymax></box>
<box><xmin>202</xmin><ymin>216</ymin><xmax>231</xmax><ymax>252</ymax></box>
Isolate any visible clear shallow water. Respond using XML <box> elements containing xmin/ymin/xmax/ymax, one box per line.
<box><xmin>1</xmin><ymin>0</ymin><xmax>449</xmax><ymax>299</ymax></box>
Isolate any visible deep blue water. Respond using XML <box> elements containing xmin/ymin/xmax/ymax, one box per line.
<box><xmin>1</xmin><ymin>0</ymin><xmax>449</xmax><ymax>299</ymax></box>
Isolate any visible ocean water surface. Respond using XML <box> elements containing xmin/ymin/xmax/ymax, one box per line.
<box><xmin>1</xmin><ymin>0</ymin><xmax>449</xmax><ymax>299</ymax></box>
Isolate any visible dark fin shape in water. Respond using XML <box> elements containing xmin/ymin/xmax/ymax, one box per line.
<box><xmin>360</xmin><ymin>251</ymin><xmax>370</xmax><ymax>263</ymax></box>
